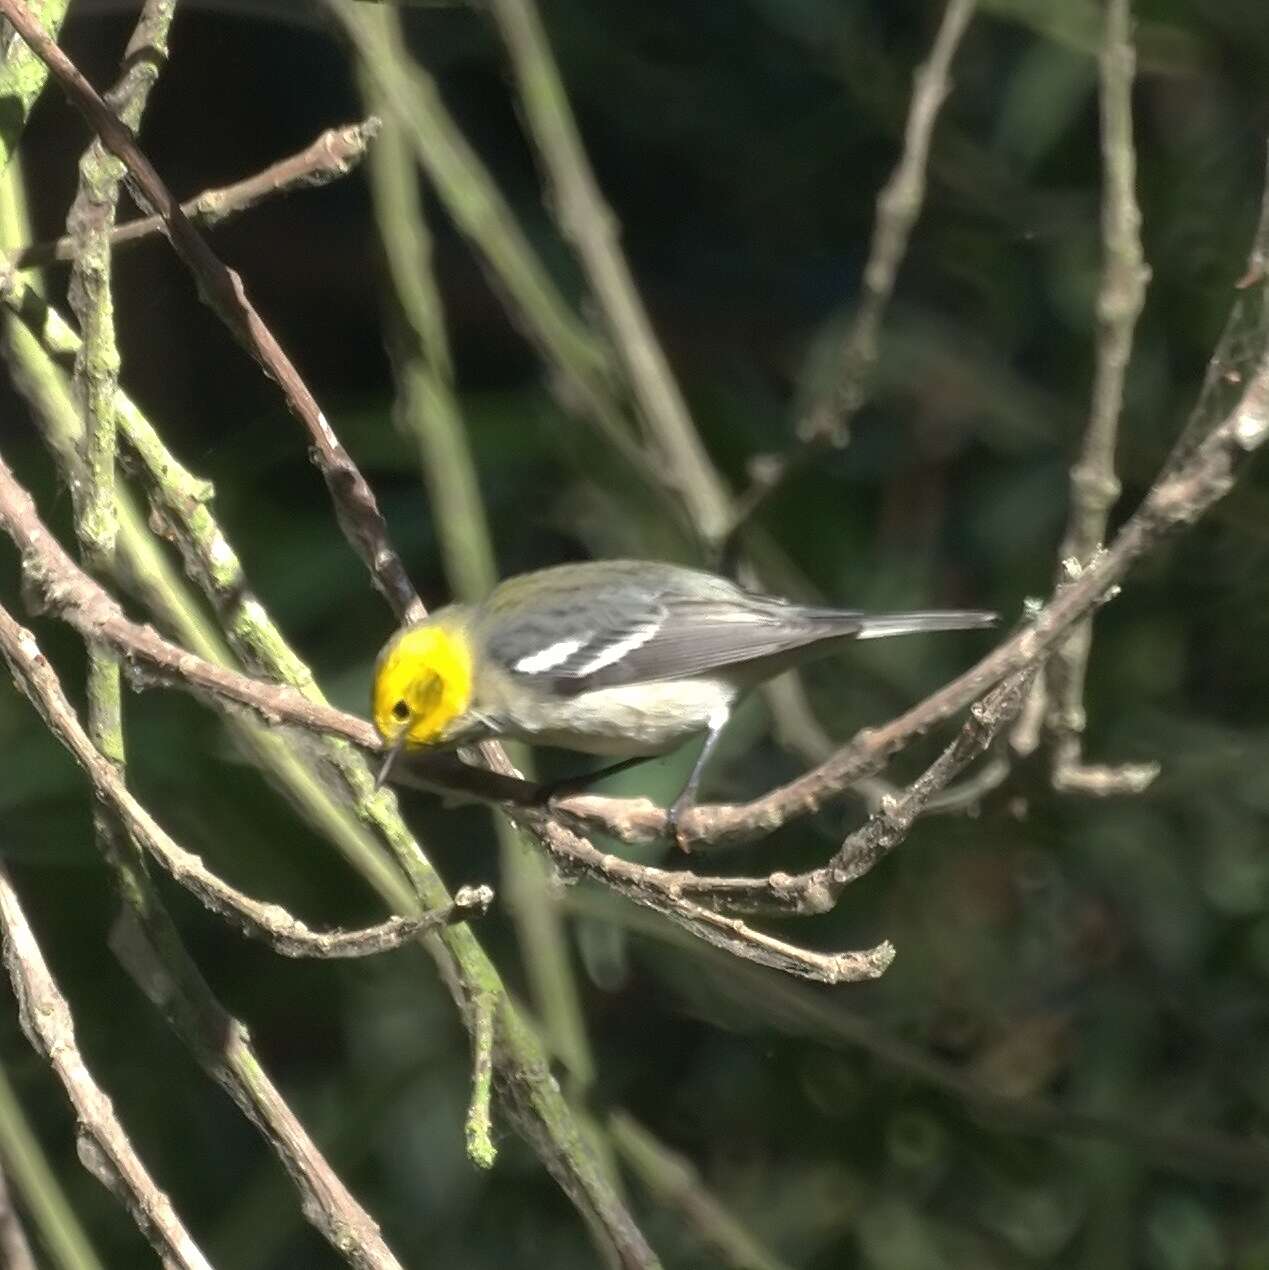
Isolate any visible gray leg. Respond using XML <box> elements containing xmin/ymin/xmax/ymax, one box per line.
<box><xmin>667</xmin><ymin>708</ymin><xmax>730</xmax><ymax>849</ymax></box>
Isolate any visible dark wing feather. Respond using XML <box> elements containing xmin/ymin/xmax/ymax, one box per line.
<box><xmin>481</xmin><ymin>568</ymin><xmax>863</xmax><ymax>695</ymax></box>
<box><xmin>565</xmin><ymin>599</ymin><xmax>862</xmax><ymax>693</ymax></box>
<box><xmin>475</xmin><ymin>560</ymin><xmax>992</xmax><ymax>696</ymax></box>
<box><xmin>481</xmin><ymin>583</ymin><xmax>667</xmax><ymax>682</ymax></box>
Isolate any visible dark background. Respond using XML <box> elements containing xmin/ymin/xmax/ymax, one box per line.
<box><xmin>3</xmin><ymin>1</ymin><xmax>1269</xmax><ymax>1266</ymax></box>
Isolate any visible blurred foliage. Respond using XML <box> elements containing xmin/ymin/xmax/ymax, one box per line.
<box><xmin>2</xmin><ymin>0</ymin><xmax>1269</xmax><ymax>1266</ymax></box>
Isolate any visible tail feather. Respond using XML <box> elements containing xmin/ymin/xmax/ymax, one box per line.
<box><xmin>852</xmin><ymin>609</ymin><xmax>998</xmax><ymax>640</ymax></box>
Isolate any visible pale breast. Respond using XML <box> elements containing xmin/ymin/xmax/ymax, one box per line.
<box><xmin>497</xmin><ymin>677</ymin><xmax>737</xmax><ymax>756</ymax></box>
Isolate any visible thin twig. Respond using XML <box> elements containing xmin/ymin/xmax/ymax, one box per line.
<box><xmin>106</xmin><ymin>909</ymin><xmax>407</xmax><ymax>1270</ymax></box>
<box><xmin>12</xmin><ymin>118</ymin><xmax>380</xmax><ymax>269</ymax></box>
<box><xmin>364</xmin><ymin>105</ymin><xmax>493</xmax><ymax>597</ymax></box>
<box><xmin>1162</xmin><ymin>144</ymin><xmax>1269</xmax><ymax>476</ymax></box>
<box><xmin>762</xmin><ymin>671</ymin><xmax>1007</xmax><ymax>816</ymax></box>
<box><xmin>1043</xmin><ymin>0</ymin><xmax>1158</xmax><ymax>796</ymax></box>
<box><xmin>0</xmin><ymin>600</ymin><xmax>488</xmax><ymax>956</ymax></box>
<box><xmin>0</xmin><ymin>0</ymin><xmax>423</xmax><ymax>623</ymax></box>
<box><xmin>0</xmin><ymin>451</ymin><xmax>384</xmax><ymax>742</ymax></box>
<box><xmin>809</xmin><ymin>670</ymin><xmax>1035</xmax><ymax>896</ymax></box>
<box><xmin>549</xmin><ymin>350</ymin><xmax>1269</xmax><ymax>850</ymax></box>
<box><xmin>0</xmin><ymin>867</ymin><xmax>214</xmax><ymax>1270</ymax></box>
<box><xmin>488</xmin><ymin>0</ymin><xmax>731</xmax><ymax>544</ymax></box>
<box><xmin>634</xmin><ymin>893</ymin><xmax>894</xmax><ymax>985</ymax></box>
<box><xmin>721</xmin><ymin>0</ymin><xmax>977</xmax><ymax>556</ymax></box>
<box><xmin>518</xmin><ymin>670</ymin><xmax>1033</xmax><ymax>923</ymax></box>
<box><xmin>465</xmin><ymin>992</ymin><xmax>498</xmax><ymax>1169</ymax></box>
<box><xmin>450</xmin><ymin>746</ymin><xmax>880</xmax><ymax>984</ymax></box>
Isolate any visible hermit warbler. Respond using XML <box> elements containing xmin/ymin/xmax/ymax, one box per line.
<box><xmin>372</xmin><ymin>559</ymin><xmax>995</xmax><ymax>836</ymax></box>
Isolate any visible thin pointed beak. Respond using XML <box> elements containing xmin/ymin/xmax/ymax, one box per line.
<box><xmin>375</xmin><ymin>727</ymin><xmax>412</xmax><ymax>791</ymax></box>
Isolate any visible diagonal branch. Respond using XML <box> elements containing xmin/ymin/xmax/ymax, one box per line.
<box><xmin>551</xmin><ymin>346</ymin><xmax>1269</xmax><ymax>850</ymax></box>
<box><xmin>487</xmin><ymin>0</ymin><xmax>732</xmax><ymax>544</ymax></box>
<box><xmin>0</xmin><ymin>599</ymin><xmax>490</xmax><ymax>957</ymax></box>
<box><xmin>11</xmin><ymin>118</ymin><xmax>380</xmax><ymax>269</ymax></box>
<box><xmin>625</xmin><ymin>891</ymin><xmax>895</xmax><ymax>984</ymax></box>
<box><xmin>513</xmin><ymin>669</ymin><xmax>1035</xmax><ymax>922</ymax></box>
<box><xmin>722</xmin><ymin>0</ymin><xmax>978</xmax><ymax>551</ymax></box>
<box><xmin>0</xmin><ymin>0</ymin><xmax>422</xmax><ymax>623</ymax></box>
<box><xmin>0</xmin><ymin>868</ymin><xmax>214</xmax><ymax>1270</ymax></box>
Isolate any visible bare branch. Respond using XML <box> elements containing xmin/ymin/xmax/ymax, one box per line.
<box><xmin>0</xmin><ymin>0</ymin><xmax>422</xmax><ymax>622</ymax></box>
<box><xmin>0</xmin><ymin>599</ymin><xmax>485</xmax><ymax>957</ymax></box>
<box><xmin>525</xmin><ymin>670</ymin><xmax>1033</xmax><ymax>923</ymax></box>
<box><xmin>11</xmin><ymin>118</ymin><xmax>379</xmax><ymax>269</ymax></box>
<box><xmin>0</xmin><ymin>868</ymin><xmax>214</xmax><ymax>1270</ymax></box>
<box><xmin>449</xmin><ymin>740</ymin><xmax>886</xmax><ymax>984</ymax></box>
<box><xmin>722</xmin><ymin>0</ymin><xmax>977</xmax><ymax>551</ymax></box>
<box><xmin>550</xmin><ymin>353</ymin><xmax>1269</xmax><ymax>850</ymax></box>
<box><xmin>1161</xmin><ymin>147</ymin><xmax>1269</xmax><ymax>478</ymax></box>
<box><xmin>1043</xmin><ymin>0</ymin><xmax>1158</xmax><ymax>795</ymax></box>
<box><xmin>488</xmin><ymin>0</ymin><xmax>731</xmax><ymax>544</ymax></box>
<box><xmin>105</xmin><ymin>910</ymin><xmax>407</xmax><ymax>1270</ymax></box>
<box><xmin>64</xmin><ymin>16</ymin><xmax>180</xmax><ymax>1154</ymax></box>
<box><xmin>633</xmin><ymin>893</ymin><xmax>895</xmax><ymax>985</ymax></box>
<box><xmin>0</xmin><ymin>450</ymin><xmax>381</xmax><ymax>742</ymax></box>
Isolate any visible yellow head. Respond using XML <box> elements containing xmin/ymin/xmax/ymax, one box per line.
<box><xmin>372</xmin><ymin>621</ymin><xmax>473</xmax><ymax>748</ymax></box>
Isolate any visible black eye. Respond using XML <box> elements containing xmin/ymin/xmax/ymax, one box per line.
<box><xmin>391</xmin><ymin>700</ymin><xmax>410</xmax><ymax>722</ymax></box>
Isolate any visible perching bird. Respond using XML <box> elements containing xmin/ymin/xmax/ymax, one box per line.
<box><xmin>372</xmin><ymin>559</ymin><xmax>996</xmax><ymax>840</ymax></box>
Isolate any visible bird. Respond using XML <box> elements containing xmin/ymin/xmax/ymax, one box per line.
<box><xmin>371</xmin><ymin>559</ymin><xmax>996</xmax><ymax>842</ymax></box>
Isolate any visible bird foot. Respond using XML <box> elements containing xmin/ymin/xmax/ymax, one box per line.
<box><xmin>665</xmin><ymin>796</ymin><xmax>695</xmax><ymax>853</ymax></box>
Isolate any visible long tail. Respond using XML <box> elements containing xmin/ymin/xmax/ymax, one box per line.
<box><xmin>852</xmin><ymin>609</ymin><xmax>997</xmax><ymax>639</ymax></box>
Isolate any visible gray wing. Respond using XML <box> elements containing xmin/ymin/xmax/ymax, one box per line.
<box><xmin>480</xmin><ymin>565</ymin><xmax>863</xmax><ymax>695</ymax></box>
